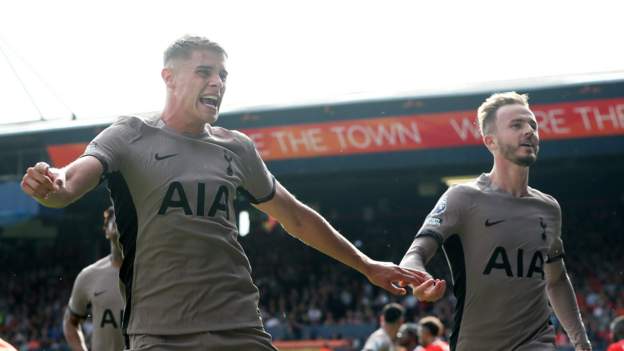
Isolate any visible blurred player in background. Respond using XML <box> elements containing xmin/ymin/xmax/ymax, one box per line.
<box><xmin>362</xmin><ymin>303</ymin><xmax>405</xmax><ymax>351</ymax></box>
<box><xmin>608</xmin><ymin>316</ymin><xmax>624</xmax><ymax>351</ymax></box>
<box><xmin>396</xmin><ymin>322</ymin><xmax>423</xmax><ymax>351</ymax></box>
<box><xmin>63</xmin><ymin>206</ymin><xmax>124</xmax><ymax>351</ymax></box>
<box><xmin>401</xmin><ymin>92</ymin><xmax>591</xmax><ymax>350</ymax></box>
<box><xmin>417</xmin><ymin>316</ymin><xmax>448</xmax><ymax>351</ymax></box>
<box><xmin>21</xmin><ymin>35</ymin><xmax>425</xmax><ymax>351</ymax></box>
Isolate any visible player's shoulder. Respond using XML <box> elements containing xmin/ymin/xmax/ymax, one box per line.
<box><xmin>104</xmin><ymin>113</ymin><xmax>158</xmax><ymax>139</ymax></box>
<box><xmin>528</xmin><ymin>186</ymin><xmax>560</xmax><ymax>209</ymax></box>
<box><xmin>212</xmin><ymin>126</ymin><xmax>252</xmax><ymax>143</ymax></box>
<box><xmin>449</xmin><ymin>180</ymin><xmax>481</xmax><ymax>195</ymax></box>
<box><xmin>78</xmin><ymin>256</ymin><xmax>112</xmax><ymax>277</ymax></box>
<box><xmin>363</xmin><ymin>328</ymin><xmax>389</xmax><ymax>348</ymax></box>
<box><xmin>112</xmin><ymin>113</ymin><xmax>154</xmax><ymax>128</ymax></box>
<box><xmin>210</xmin><ymin>126</ymin><xmax>256</xmax><ymax>154</ymax></box>
<box><xmin>371</xmin><ymin>327</ymin><xmax>391</xmax><ymax>341</ymax></box>
<box><xmin>444</xmin><ymin>178</ymin><xmax>482</xmax><ymax>203</ymax></box>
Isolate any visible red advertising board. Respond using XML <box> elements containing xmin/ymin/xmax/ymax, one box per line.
<box><xmin>245</xmin><ymin>98</ymin><xmax>624</xmax><ymax>160</ymax></box>
<box><xmin>47</xmin><ymin>98</ymin><xmax>624</xmax><ymax>167</ymax></box>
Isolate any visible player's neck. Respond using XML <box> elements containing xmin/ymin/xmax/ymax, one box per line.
<box><xmin>161</xmin><ymin>103</ymin><xmax>206</xmax><ymax>136</ymax></box>
<box><xmin>383</xmin><ymin>324</ymin><xmax>400</xmax><ymax>341</ymax></box>
<box><xmin>489</xmin><ymin>160</ymin><xmax>530</xmax><ymax>197</ymax></box>
<box><xmin>110</xmin><ymin>243</ymin><xmax>123</xmax><ymax>268</ymax></box>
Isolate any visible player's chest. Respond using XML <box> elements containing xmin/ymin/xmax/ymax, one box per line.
<box><xmin>89</xmin><ymin>271</ymin><xmax>123</xmax><ymax>309</ymax></box>
<box><xmin>466</xmin><ymin>198</ymin><xmax>557</xmax><ymax>250</ymax></box>
<box><xmin>122</xmin><ymin>136</ymin><xmax>243</xmax><ymax>195</ymax></box>
<box><xmin>463</xmin><ymin>199</ymin><xmax>557</xmax><ymax>280</ymax></box>
<box><xmin>88</xmin><ymin>272</ymin><xmax>123</xmax><ymax>330</ymax></box>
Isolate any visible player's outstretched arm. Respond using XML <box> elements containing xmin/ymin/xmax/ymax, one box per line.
<box><xmin>62</xmin><ymin>308</ymin><xmax>88</xmax><ymax>351</ymax></box>
<box><xmin>254</xmin><ymin>181</ymin><xmax>427</xmax><ymax>295</ymax></box>
<box><xmin>400</xmin><ymin>236</ymin><xmax>446</xmax><ymax>302</ymax></box>
<box><xmin>545</xmin><ymin>260</ymin><xmax>592</xmax><ymax>351</ymax></box>
<box><xmin>0</xmin><ymin>338</ymin><xmax>17</xmax><ymax>351</ymax></box>
<box><xmin>20</xmin><ymin>156</ymin><xmax>103</xmax><ymax>208</ymax></box>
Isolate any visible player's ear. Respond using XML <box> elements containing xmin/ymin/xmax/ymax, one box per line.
<box><xmin>483</xmin><ymin>133</ymin><xmax>497</xmax><ymax>152</ymax></box>
<box><xmin>162</xmin><ymin>67</ymin><xmax>175</xmax><ymax>88</ymax></box>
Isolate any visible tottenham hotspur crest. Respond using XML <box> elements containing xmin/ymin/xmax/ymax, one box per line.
<box><xmin>424</xmin><ymin>194</ymin><xmax>447</xmax><ymax>227</ymax></box>
<box><xmin>224</xmin><ymin>151</ymin><xmax>233</xmax><ymax>176</ymax></box>
<box><xmin>539</xmin><ymin>217</ymin><xmax>547</xmax><ymax>241</ymax></box>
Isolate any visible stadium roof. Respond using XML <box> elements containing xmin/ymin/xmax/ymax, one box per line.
<box><xmin>1</xmin><ymin>71</ymin><xmax>624</xmax><ymax>138</ymax></box>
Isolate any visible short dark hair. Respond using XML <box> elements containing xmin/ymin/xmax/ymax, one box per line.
<box><xmin>382</xmin><ymin>303</ymin><xmax>405</xmax><ymax>324</ymax></box>
<box><xmin>419</xmin><ymin>316</ymin><xmax>444</xmax><ymax>337</ymax></box>
<box><xmin>163</xmin><ymin>35</ymin><xmax>227</xmax><ymax>65</ymax></box>
<box><xmin>612</xmin><ymin>315</ymin><xmax>624</xmax><ymax>342</ymax></box>
<box><xmin>397</xmin><ymin>322</ymin><xmax>419</xmax><ymax>341</ymax></box>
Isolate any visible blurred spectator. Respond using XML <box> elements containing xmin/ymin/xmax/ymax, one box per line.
<box><xmin>362</xmin><ymin>303</ymin><xmax>405</xmax><ymax>351</ymax></box>
<box><xmin>397</xmin><ymin>323</ymin><xmax>423</xmax><ymax>351</ymax></box>
<box><xmin>417</xmin><ymin>316</ymin><xmax>449</xmax><ymax>351</ymax></box>
<box><xmin>607</xmin><ymin>316</ymin><xmax>624</xmax><ymax>351</ymax></box>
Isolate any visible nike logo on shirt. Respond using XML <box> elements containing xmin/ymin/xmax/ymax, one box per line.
<box><xmin>155</xmin><ymin>153</ymin><xmax>178</xmax><ymax>161</ymax></box>
<box><xmin>94</xmin><ymin>290</ymin><xmax>106</xmax><ymax>297</ymax></box>
<box><xmin>485</xmin><ymin>219</ymin><xmax>505</xmax><ymax>227</ymax></box>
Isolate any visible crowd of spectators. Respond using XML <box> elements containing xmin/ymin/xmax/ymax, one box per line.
<box><xmin>0</xmin><ymin>192</ymin><xmax>621</xmax><ymax>350</ymax></box>
<box><xmin>1</xmin><ymin>219</ymin><xmax>100</xmax><ymax>351</ymax></box>
<box><xmin>1</xmin><ymin>267</ymin><xmax>70</xmax><ymax>350</ymax></box>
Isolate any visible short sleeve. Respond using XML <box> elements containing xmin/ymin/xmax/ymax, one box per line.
<box><xmin>547</xmin><ymin>200</ymin><xmax>565</xmax><ymax>263</ymax></box>
<box><xmin>237</xmin><ymin>133</ymin><xmax>275</xmax><ymax>204</ymax></box>
<box><xmin>416</xmin><ymin>185</ymin><xmax>467</xmax><ymax>246</ymax></box>
<box><xmin>68</xmin><ymin>269</ymin><xmax>90</xmax><ymax>318</ymax></box>
<box><xmin>82</xmin><ymin>116</ymin><xmax>137</xmax><ymax>174</ymax></box>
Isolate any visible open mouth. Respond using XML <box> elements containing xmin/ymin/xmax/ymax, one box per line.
<box><xmin>519</xmin><ymin>142</ymin><xmax>535</xmax><ymax>150</ymax></box>
<box><xmin>199</xmin><ymin>95</ymin><xmax>219</xmax><ymax>109</ymax></box>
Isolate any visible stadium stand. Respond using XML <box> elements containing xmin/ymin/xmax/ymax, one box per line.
<box><xmin>2</xmin><ymin>79</ymin><xmax>623</xmax><ymax>350</ymax></box>
<box><xmin>1</xmin><ymin>188</ymin><xmax>621</xmax><ymax>350</ymax></box>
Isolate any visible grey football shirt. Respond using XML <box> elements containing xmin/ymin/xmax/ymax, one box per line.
<box><xmin>416</xmin><ymin>174</ymin><xmax>564</xmax><ymax>351</ymax></box>
<box><xmin>362</xmin><ymin>328</ymin><xmax>397</xmax><ymax>351</ymax></box>
<box><xmin>68</xmin><ymin>255</ymin><xmax>124</xmax><ymax>351</ymax></box>
<box><xmin>83</xmin><ymin>114</ymin><xmax>275</xmax><ymax>335</ymax></box>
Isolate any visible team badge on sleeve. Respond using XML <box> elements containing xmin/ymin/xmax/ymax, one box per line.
<box><xmin>429</xmin><ymin>194</ymin><xmax>448</xmax><ymax>217</ymax></box>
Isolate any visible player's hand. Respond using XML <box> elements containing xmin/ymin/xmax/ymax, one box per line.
<box><xmin>412</xmin><ymin>276</ymin><xmax>446</xmax><ymax>302</ymax></box>
<box><xmin>21</xmin><ymin>162</ymin><xmax>63</xmax><ymax>200</ymax></box>
<box><xmin>364</xmin><ymin>260</ymin><xmax>429</xmax><ymax>295</ymax></box>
